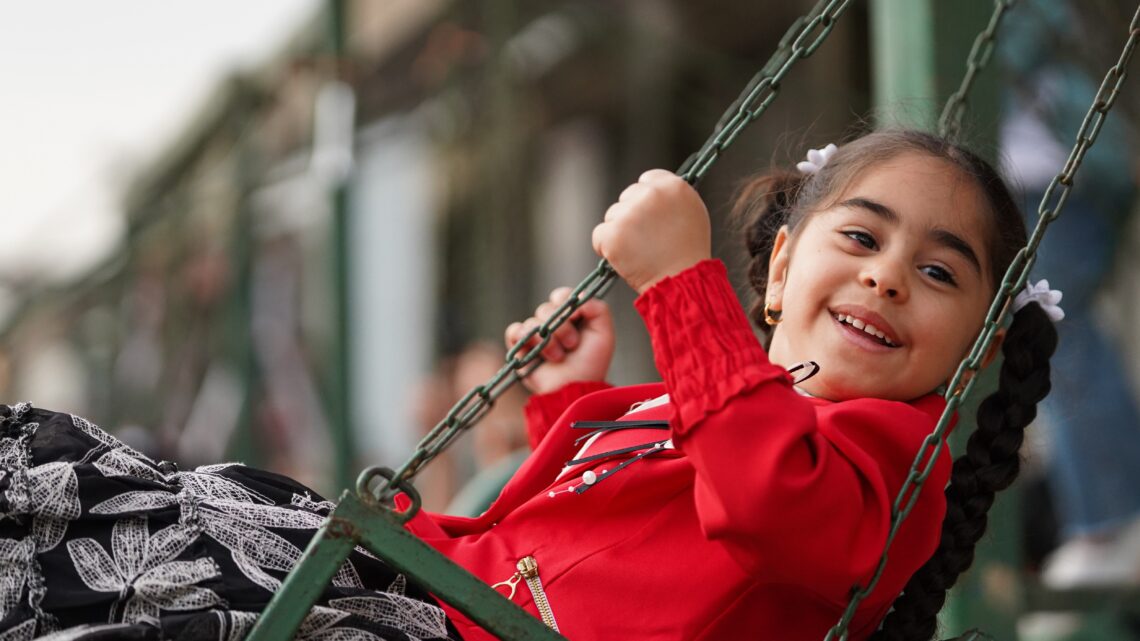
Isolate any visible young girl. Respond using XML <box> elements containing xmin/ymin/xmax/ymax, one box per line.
<box><xmin>0</xmin><ymin>130</ymin><xmax>1057</xmax><ymax>641</ymax></box>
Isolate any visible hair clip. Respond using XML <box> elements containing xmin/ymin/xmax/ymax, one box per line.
<box><xmin>796</xmin><ymin>143</ymin><xmax>838</xmax><ymax>175</ymax></box>
<box><xmin>1012</xmin><ymin>279</ymin><xmax>1064</xmax><ymax>322</ymax></box>
<box><xmin>788</xmin><ymin>361</ymin><xmax>821</xmax><ymax>384</ymax></box>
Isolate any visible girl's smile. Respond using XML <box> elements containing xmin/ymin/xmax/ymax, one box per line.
<box><xmin>830</xmin><ymin>305</ymin><xmax>901</xmax><ymax>350</ymax></box>
<box><xmin>765</xmin><ymin>152</ymin><xmax>998</xmax><ymax>402</ymax></box>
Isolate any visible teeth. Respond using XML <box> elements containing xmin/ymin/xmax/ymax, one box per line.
<box><xmin>834</xmin><ymin>312</ymin><xmax>897</xmax><ymax>346</ymax></box>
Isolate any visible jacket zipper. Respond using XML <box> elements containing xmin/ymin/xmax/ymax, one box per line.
<box><xmin>491</xmin><ymin>555</ymin><xmax>559</xmax><ymax>631</ymax></box>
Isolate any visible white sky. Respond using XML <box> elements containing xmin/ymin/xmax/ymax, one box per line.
<box><xmin>0</xmin><ymin>0</ymin><xmax>320</xmax><ymax>291</ymax></box>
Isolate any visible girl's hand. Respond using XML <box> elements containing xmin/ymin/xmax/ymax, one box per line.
<box><xmin>592</xmin><ymin>169</ymin><xmax>712</xmax><ymax>294</ymax></box>
<box><xmin>504</xmin><ymin>288</ymin><xmax>615</xmax><ymax>395</ymax></box>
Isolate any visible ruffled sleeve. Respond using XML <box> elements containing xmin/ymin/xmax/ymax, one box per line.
<box><xmin>634</xmin><ymin>259</ymin><xmax>789</xmax><ymax>428</ymax></box>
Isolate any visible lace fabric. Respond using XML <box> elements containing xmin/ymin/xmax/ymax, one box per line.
<box><xmin>0</xmin><ymin>403</ymin><xmax>456</xmax><ymax>641</ymax></box>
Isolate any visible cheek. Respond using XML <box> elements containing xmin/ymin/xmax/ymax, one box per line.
<box><xmin>919</xmin><ymin>298</ymin><xmax>985</xmax><ymax>362</ymax></box>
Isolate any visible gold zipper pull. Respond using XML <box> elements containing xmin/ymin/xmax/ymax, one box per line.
<box><xmin>517</xmin><ymin>556</ymin><xmax>539</xmax><ymax>578</ymax></box>
<box><xmin>491</xmin><ymin>572</ymin><xmax>523</xmax><ymax>601</ymax></box>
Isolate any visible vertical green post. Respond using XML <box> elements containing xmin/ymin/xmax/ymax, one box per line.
<box><xmin>328</xmin><ymin>0</ymin><xmax>356</xmax><ymax>493</ymax></box>
<box><xmin>871</xmin><ymin>0</ymin><xmax>936</xmax><ymax>127</ymax></box>
<box><xmin>870</xmin><ymin>2</ymin><xmax>1017</xmax><ymax>639</ymax></box>
<box><xmin>229</xmin><ymin>85</ymin><xmax>262</xmax><ymax>467</ymax></box>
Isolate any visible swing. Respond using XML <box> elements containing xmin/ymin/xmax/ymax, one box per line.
<box><xmin>247</xmin><ymin>1</ymin><xmax>1140</xmax><ymax>639</ymax></box>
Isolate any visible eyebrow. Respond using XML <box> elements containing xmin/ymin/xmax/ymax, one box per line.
<box><xmin>837</xmin><ymin>197</ymin><xmax>983</xmax><ymax>276</ymax></box>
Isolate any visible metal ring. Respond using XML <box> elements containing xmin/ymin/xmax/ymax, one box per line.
<box><xmin>355</xmin><ymin>466</ymin><xmax>422</xmax><ymax>523</ymax></box>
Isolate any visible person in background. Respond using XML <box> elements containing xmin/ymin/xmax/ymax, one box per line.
<box><xmin>1000</xmin><ymin>0</ymin><xmax>1140</xmax><ymax>589</ymax></box>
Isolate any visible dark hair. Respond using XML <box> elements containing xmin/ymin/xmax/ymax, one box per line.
<box><xmin>735</xmin><ymin>130</ymin><xmax>1058</xmax><ymax>640</ymax></box>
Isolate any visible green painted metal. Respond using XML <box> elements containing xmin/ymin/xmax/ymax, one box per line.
<box><xmin>343</xmin><ymin>495</ymin><xmax>568</xmax><ymax>641</ymax></box>
<box><xmin>871</xmin><ymin>0</ymin><xmax>935</xmax><ymax>123</ymax></box>
<box><xmin>871</xmin><ymin>0</ymin><xmax>1007</xmax><ymax>143</ymax></box>
<box><xmin>328</xmin><ymin>0</ymin><xmax>356</xmax><ymax>494</ymax></box>
<box><xmin>226</xmin><ymin>91</ymin><xmax>264</xmax><ymax>467</ymax></box>
<box><xmin>247</xmin><ymin>492</ymin><xmax>568</xmax><ymax>641</ymax></box>
<box><xmin>245</xmin><ymin>503</ymin><xmax>357</xmax><ymax>640</ymax></box>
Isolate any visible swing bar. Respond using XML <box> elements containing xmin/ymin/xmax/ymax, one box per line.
<box><xmin>248</xmin><ymin>490</ymin><xmax>568</xmax><ymax>641</ymax></box>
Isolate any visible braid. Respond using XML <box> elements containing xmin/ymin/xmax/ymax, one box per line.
<box><xmin>733</xmin><ymin>170</ymin><xmax>808</xmax><ymax>330</ymax></box>
<box><xmin>871</xmin><ymin>303</ymin><xmax>1058</xmax><ymax>641</ymax></box>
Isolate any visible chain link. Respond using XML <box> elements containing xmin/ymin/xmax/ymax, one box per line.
<box><xmin>371</xmin><ymin>0</ymin><xmax>854</xmax><ymax>506</ymax></box>
<box><xmin>678</xmin><ymin>0</ymin><xmax>853</xmax><ymax>184</ymax></box>
<box><xmin>824</xmin><ymin>6</ymin><xmax>1140</xmax><ymax>639</ymax></box>
<box><xmin>938</xmin><ymin>0</ymin><xmax>1017</xmax><ymax>139</ymax></box>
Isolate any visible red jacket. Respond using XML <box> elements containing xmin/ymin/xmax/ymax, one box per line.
<box><xmin>405</xmin><ymin>260</ymin><xmax>952</xmax><ymax>641</ymax></box>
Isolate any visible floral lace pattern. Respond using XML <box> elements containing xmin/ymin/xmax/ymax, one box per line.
<box><xmin>0</xmin><ymin>404</ymin><xmax>453</xmax><ymax>641</ymax></box>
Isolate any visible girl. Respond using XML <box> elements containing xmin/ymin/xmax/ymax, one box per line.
<box><xmin>0</xmin><ymin>130</ymin><xmax>1058</xmax><ymax>641</ymax></box>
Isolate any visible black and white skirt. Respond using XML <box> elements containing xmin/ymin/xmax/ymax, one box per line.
<box><xmin>0</xmin><ymin>403</ymin><xmax>457</xmax><ymax>641</ymax></box>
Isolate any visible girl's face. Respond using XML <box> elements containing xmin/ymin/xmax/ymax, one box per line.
<box><xmin>765</xmin><ymin>152</ymin><xmax>998</xmax><ymax>402</ymax></box>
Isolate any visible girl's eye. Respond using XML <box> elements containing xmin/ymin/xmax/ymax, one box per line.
<box><xmin>922</xmin><ymin>265</ymin><xmax>957</xmax><ymax>286</ymax></box>
<box><xmin>842</xmin><ymin>230</ymin><xmax>877</xmax><ymax>250</ymax></box>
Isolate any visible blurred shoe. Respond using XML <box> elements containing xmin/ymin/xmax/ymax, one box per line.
<box><xmin>1040</xmin><ymin>519</ymin><xmax>1140</xmax><ymax>589</ymax></box>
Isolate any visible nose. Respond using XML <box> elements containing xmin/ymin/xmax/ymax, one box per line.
<box><xmin>860</xmin><ymin>260</ymin><xmax>909</xmax><ymax>302</ymax></box>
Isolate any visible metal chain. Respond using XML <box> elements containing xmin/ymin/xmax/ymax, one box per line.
<box><xmin>677</xmin><ymin>0</ymin><xmax>854</xmax><ymax>183</ymax></box>
<box><xmin>938</xmin><ymin>0</ymin><xmax>1017</xmax><ymax>139</ymax></box>
<box><xmin>825</xmin><ymin>5</ymin><xmax>1140</xmax><ymax>639</ymax></box>
<box><xmin>367</xmin><ymin>0</ymin><xmax>854</xmax><ymax>505</ymax></box>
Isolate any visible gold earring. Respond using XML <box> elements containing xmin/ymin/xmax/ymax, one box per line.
<box><xmin>763</xmin><ymin>301</ymin><xmax>783</xmax><ymax>326</ymax></box>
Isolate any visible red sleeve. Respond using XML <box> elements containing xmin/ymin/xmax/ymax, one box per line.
<box><xmin>634</xmin><ymin>259</ymin><xmax>951</xmax><ymax>605</ymax></box>
<box><xmin>522</xmin><ymin>381</ymin><xmax>613</xmax><ymax>451</ymax></box>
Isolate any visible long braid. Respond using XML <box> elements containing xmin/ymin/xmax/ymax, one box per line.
<box><xmin>870</xmin><ymin>302</ymin><xmax>1058</xmax><ymax>641</ymax></box>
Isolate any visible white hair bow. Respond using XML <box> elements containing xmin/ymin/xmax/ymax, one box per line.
<box><xmin>1013</xmin><ymin>279</ymin><xmax>1064</xmax><ymax>322</ymax></box>
<box><xmin>796</xmin><ymin>143</ymin><xmax>839</xmax><ymax>175</ymax></box>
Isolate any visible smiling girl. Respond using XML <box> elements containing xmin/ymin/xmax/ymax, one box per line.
<box><xmin>485</xmin><ymin>129</ymin><xmax>1058</xmax><ymax>640</ymax></box>
<box><xmin>0</xmin><ymin>130</ymin><xmax>1058</xmax><ymax>641</ymax></box>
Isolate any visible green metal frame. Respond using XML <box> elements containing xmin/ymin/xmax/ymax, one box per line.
<box><xmin>246</xmin><ymin>491</ymin><xmax>566</xmax><ymax>641</ymax></box>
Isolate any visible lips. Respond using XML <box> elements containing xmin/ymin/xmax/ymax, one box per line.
<box><xmin>829</xmin><ymin>305</ymin><xmax>902</xmax><ymax>348</ymax></box>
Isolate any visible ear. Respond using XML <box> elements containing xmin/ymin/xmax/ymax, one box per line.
<box><xmin>766</xmin><ymin>225</ymin><xmax>792</xmax><ymax>311</ymax></box>
<box><xmin>979</xmin><ymin>327</ymin><xmax>1006</xmax><ymax>370</ymax></box>
<box><xmin>944</xmin><ymin>327</ymin><xmax>1006</xmax><ymax>393</ymax></box>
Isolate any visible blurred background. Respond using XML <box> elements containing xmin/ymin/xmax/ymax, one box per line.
<box><xmin>2</xmin><ymin>1</ymin><xmax>1140</xmax><ymax>638</ymax></box>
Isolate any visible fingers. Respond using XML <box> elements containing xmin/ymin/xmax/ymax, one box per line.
<box><xmin>606</xmin><ymin>170</ymin><xmax>687</xmax><ymax>224</ymax></box>
<box><xmin>504</xmin><ymin>288</ymin><xmax>602</xmax><ymax>363</ymax></box>
<box><xmin>638</xmin><ymin>168</ymin><xmax>677</xmax><ymax>184</ymax></box>
<box><xmin>617</xmin><ymin>182</ymin><xmax>646</xmax><ymax>204</ymax></box>
<box><xmin>504</xmin><ymin>317</ymin><xmax>564</xmax><ymax>362</ymax></box>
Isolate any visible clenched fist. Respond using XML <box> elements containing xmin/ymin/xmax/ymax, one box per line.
<box><xmin>592</xmin><ymin>169</ymin><xmax>712</xmax><ymax>294</ymax></box>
